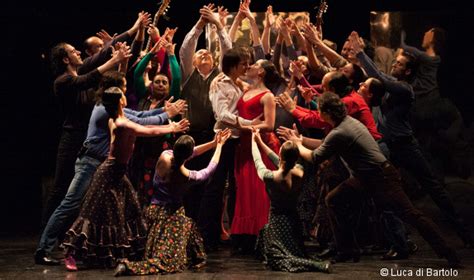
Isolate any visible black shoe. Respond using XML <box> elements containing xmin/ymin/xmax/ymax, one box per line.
<box><xmin>34</xmin><ymin>250</ymin><xmax>60</xmax><ymax>266</ymax></box>
<box><xmin>331</xmin><ymin>252</ymin><xmax>360</xmax><ymax>263</ymax></box>
<box><xmin>380</xmin><ymin>249</ymin><xmax>409</xmax><ymax>260</ymax></box>
<box><xmin>114</xmin><ymin>264</ymin><xmax>127</xmax><ymax>277</ymax></box>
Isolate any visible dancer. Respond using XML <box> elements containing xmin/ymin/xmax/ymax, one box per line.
<box><xmin>252</xmin><ymin>128</ymin><xmax>332</xmax><ymax>273</ymax></box>
<box><xmin>61</xmin><ymin>87</ymin><xmax>190</xmax><ymax>271</ymax></box>
<box><xmin>114</xmin><ymin>129</ymin><xmax>232</xmax><ymax>276</ymax></box>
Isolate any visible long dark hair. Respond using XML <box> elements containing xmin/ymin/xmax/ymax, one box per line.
<box><xmin>259</xmin><ymin>60</ymin><xmax>286</xmax><ymax>92</ymax></box>
<box><xmin>50</xmin><ymin>42</ymin><xmax>69</xmax><ymax>77</ymax></box>
<box><xmin>101</xmin><ymin>87</ymin><xmax>123</xmax><ymax>120</ymax></box>
<box><xmin>171</xmin><ymin>135</ymin><xmax>195</xmax><ymax>172</ymax></box>
<box><xmin>280</xmin><ymin>141</ymin><xmax>299</xmax><ymax>176</ymax></box>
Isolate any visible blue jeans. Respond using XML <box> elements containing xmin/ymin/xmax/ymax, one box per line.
<box><xmin>36</xmin><ymin>155</ymin><xmax>101</xmax><ymax>254</ymax></box>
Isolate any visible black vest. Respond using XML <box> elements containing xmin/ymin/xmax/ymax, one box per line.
<box><xmin>181</xmin><ymin>68</ymin><xmax>219</xmax><ymax>133</ymax></box>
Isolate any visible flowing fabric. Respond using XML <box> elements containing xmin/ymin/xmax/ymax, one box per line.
<box><xmin>122</xmin><ymin>204</ymin><xmax>206</xmax><ymax>275</ymax></box>
<box><xmin>62</xmin><ymin>159</ymin><xmax>147</xmax><ymax>265</ymax></box>
<box><xmin>231</xmin><ymin>91</ymin><xmax>280</xmax><ymax>235</ymax></box>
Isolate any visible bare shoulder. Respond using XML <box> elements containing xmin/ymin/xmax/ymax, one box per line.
<box><xmin>292</xmin><ymin>165</ymin><xmax>304</xmax><ymax>178</ymax></box>
<box><xmin>261</xmin><ymin>91</ymin><xmax>275</xmax><ymax>102</ymax></box>
<box><xmin>156</xmin><ymin>151</ymin><xmax>173</xmax><ymax>177</ymax></box>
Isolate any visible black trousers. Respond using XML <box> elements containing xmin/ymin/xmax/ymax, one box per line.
<box><xmin>42</xmin><ymin>129</ymin><xmax>85</xmax><ymax>227</ymax></box>
<box><xmin>197</xmin><ymin>138</ymin><xmax>238</xmax><ymax>247</ymax></box>
<box><xmin>325</xmin><ymin>162</ymin><xmax>451</xmax><ymax>258</ymax></box>
<box><xmin>388</xmin><ymin>137</ymin><xmax>469</xmax><ymax>238</ymax></box>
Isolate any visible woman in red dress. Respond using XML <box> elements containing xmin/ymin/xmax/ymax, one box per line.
<box><xmin>231</xmin><ymin>59</ymin><xmax>281</xmax><ymax>253</ymax></box>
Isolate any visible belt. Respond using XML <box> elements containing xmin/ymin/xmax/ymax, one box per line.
<box><xmin>78</xmin><ymin>145</ymin><xmax>106</xmax><ymax>162</ymax></box>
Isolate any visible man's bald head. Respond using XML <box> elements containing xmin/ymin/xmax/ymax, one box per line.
<box><xmin>84</xmin><ymin>36</ymin><xmax>104</xmax><ymax>57</ymax></box>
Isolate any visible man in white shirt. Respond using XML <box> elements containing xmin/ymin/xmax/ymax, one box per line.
<box><xmin>199</xmin><ymin>46</ymin><xmax>254</xmax><ymax>251</ymax></box>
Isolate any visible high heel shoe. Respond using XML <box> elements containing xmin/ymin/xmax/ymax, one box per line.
<box><xmin>64</xmin><ymin>255</ymin><xmax>77</xmax><ymax>271</ymax></box>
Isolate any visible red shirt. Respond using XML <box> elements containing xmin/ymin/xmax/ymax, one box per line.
<box><xmin>291</xmin><ymin>90</ymin><xmax>382</xmax><ymax>140</ymax></box>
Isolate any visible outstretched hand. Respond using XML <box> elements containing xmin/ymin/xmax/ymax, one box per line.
<box><xmin>276</xmin><ymin>124</ymin><xmax>302</xmax><ymax>144</ymax></box>
<box><xmin>348</xmin><ymin>31</ymin><xmax>363</xmax><ymax>55</ymax></box>
<box><xmin>239</xmin><ymin>0</ymin><xmax>254</xmax><ymax>22</ymax></box>
<box><xmin>112</xmin><ymin>42</ymin><xmax>133</xmax><ymax>62</ymax></box>
<box><xmin>217</xmin><ymin>6</ymin><xmax>229</xmax><ymax>27</ymax></box>
<box><xmin>171</xmin><ymin>118</ymin><xmax>190</xmax><ymax>133</ymax></box>
<box><xmin>264</xmin><ymin>5</ymin><xmax>275</xmax><ymax>28</ymax></box>
<box><xmin>165</xmin><ymin>97</ymin><xmax>188</xmax><ymax>118</ymax></box>
<box><xmin>275</xmin><ymin>90</ymin><xmax>297</xmax><ymax>113</ymax></box>
<box><xmin>252</xmin><ymin>127</ymin><xmax>263</xmax><ymax>144</ymax></box>
<box><xmin>215</xmin><ymin>128</ymin><xmax>232</xmax><ymax>145</ymax></box>
<box><xmin>297</xmin><ymin>85</ymin><xmax>317</xmax><ymax>103</ymax></box>
<box><xmin>96</xmin><ymin>29</ymin><xmax>116</xmax><ymax>43</ymax></box>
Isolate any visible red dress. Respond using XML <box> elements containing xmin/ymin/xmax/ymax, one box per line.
<box><xmin>231</xmin><ymin>91</ymin><xmax>281</xmax><ymax>235</ymax></box>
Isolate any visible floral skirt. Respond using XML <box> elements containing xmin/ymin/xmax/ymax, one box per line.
<box><xmin>62</xmin><ymin>159</ymin><xmax>147</xmax><ymax>266</ymax></box>
<box><xmin>256</xmin><ymin>211</ymin><xmax>328</xmax><ymax>272</ymax></box>
<box><xmin>123</xmin><ymin>204</ymin><xmax>206</xmax><ymax>275</ymax></box>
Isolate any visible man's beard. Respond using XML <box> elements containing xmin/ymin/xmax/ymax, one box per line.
<box><xmin>152</xmin><ymin>91</ymin><xmax>166</xmax><ymax>100</ymax></box>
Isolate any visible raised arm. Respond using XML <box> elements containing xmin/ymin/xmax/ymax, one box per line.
<box><xmin>193</xmin><ymin>128</ymin><xmax>231</xmax><ymax>157</ymax></box>
<box><xmin>179</xmin><ymin>17</ymin><xmax>206</xmax><ymax>82</ymax></box>
<box><xmin>251</xmin><ymin>130</ymin><xmax>275</xmax><ymax>182</ymax></box>
<box><xmin>133</xmin><ymin>52</ymin><xmax>153</xmax><ymax>100</ymax></box>
<box><xmin>165</xmin><ymin>41</ymin><xmax>181</xmax><ymax>100</ymax></box>
<box><xmin>229</xmin><ymin>3</ymin><xmax>246</xmax><ymax>43</ymax></box>
<box><xmin>253</xmin><ymin>128</ymin><xmax>279</xmax><ymax>167</ymax></box>
<box><xmin>188</xmin><ymin>128</ymin><xmax>231</xmax><ymax>182</ymax></box>
<box><xmin>79</xmin><ymin>12</ymin><xmax>151</xmax><ymax>74</ymax></box>
<box><xmin>261</xmin><ymin>5</ymin><xmax>274</xmax><ymax>55</ymax></box>
<box><xmin>350</xmin><ymin>31</ymin><xmax>413</xmax><ymax>97</ymax></box>
<box><xmin>276</xmin><ymin>91</ymin><xmax>328</xmax><ymax>129</ymax></box>
<box><xmin>280</xmin><ymin>19</ymin><xmax>297</xmax><ymax>61</ymax></box>
<box><xmin>303</xmin><ymin>23</ymin><xmax>347</xmax><ymax>67</ymax></box>
<box><xmin>400</xmin><ymin>30</ymin><xmax>429</xmax><ymax>60</ymax></box>
<box><xmin>240</xmin><ymin>0</ymin><xmax>261</xmax><ymax>47</ymax></box>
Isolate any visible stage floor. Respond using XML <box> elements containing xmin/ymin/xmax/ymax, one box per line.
<box><xmin>1</xmin><ymin>177</ymin><xmax>473</xmax><ymax>280</ymax></box>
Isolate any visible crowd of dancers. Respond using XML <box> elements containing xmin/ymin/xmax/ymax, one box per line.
<box><xmin>34</xmin><ymin>0</ymin><xmax>472</xmax><ymax>276</ymax></box>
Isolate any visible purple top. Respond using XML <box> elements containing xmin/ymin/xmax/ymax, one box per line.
<box><xmin>151</xmin><ymin>149</ymin><xmax>218</xmax><ymax>207</ymax></box>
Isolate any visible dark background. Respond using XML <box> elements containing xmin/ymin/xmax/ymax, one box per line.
<box><xmin>1</xmin><ymin>0</ymin><xmax>472</xmax><ymax>235</ymax></box>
